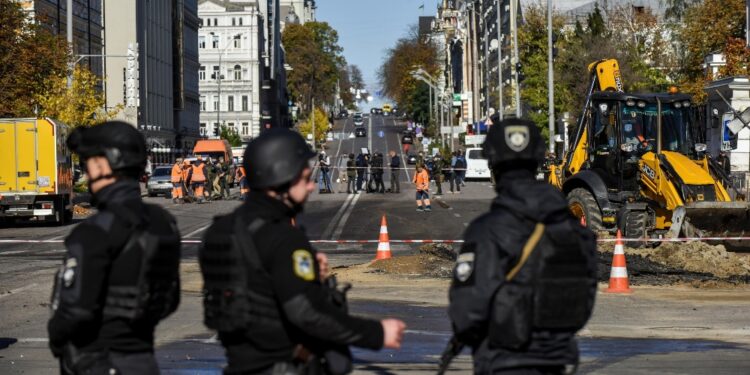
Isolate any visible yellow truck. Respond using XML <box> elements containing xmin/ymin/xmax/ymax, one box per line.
<box><xmin>0</xmin><ymin>118</ymin><xmax>73</xmax><ymax>224</ymax></box>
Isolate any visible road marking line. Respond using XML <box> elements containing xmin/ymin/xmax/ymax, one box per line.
<box><xmin>321</xmin><ymin>193</ymin><xmax>355</xmax><ymax>239</ymax></box>
<box><xmin>404</xmin><ymin>329</ymin><xmax>452</xmax><ymax>337</ymax></box>
<box><xmin>48</xmin><ymin>235</ymin><xmax>66</xmax><ymax>241</ymax></box>
<box><xmin>0</xmin><ymin>283</ymin><xmax>38</xmax><ymax>299</ymax></box>
<box><xmin>0</xmin><ymin>250</ymin><xmax>30</xmax><ymax>255</ymax></box>
<box><xmin>184</xmin><ymin>224</ymin><xmax>210</xmax><ymax>239</ymax></box>
<box><xmin>332</xmin><ymin>192</ymin><xmax>360</xmax><ymax>240</ymax></box>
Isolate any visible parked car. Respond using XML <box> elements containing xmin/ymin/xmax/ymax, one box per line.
<box><xmin>465</xmin><ymin>147</ymin><xmax>491</xmax><ymax>179</ymax></box>
<box><xmin>147</xmin><ymin>166</ymin><xmax>174</xmax><ymax>197</ymax></box>
<box><xmin>401</xmin><ymin>133</ymin><xmax>414</xmax><ymax>145</ymax></box>
<box><xmin>355</xmin><ymin>127</ymin><xmax>367</xmax><ymax>137</ymax></box>
<box><xmin>406</xmin><ymin>153</ymin><xmax>418</xmax><ymax>165</ymax></box>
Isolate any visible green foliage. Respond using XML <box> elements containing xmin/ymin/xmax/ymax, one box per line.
<box><xmin>0</xmin><ymin>0</ymin><xmax>69</xmax><ymax>117</ymax></box>
<box><xmin>220</xmin><ymin>126</ymin><xmax>243</xmax><ymax>147</ymax></box>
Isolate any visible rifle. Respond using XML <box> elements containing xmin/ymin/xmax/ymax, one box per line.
<box><xmin>437</xmin><ymin>335</ymin><xmax>465</xmax><ymax>375</ymax></box>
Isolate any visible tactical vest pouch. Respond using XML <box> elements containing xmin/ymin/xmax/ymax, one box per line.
<box><xmin>202</xmin><ymin>215</ymin><xmax>268</xmax><ymax>333</ymax></box>
<box><xmin>488</xmin><ymin>223</ymin><xmax>545</xmax><ymax>350</ymax></box>
<box><xmin>533</xmin><ymin>220</ymin><xmax>596</xmax><ymax>330</ymax></box>
<box><xmin>104</xmin><ymin>210</ymin><xmax>181</xmax><ymax>323</ymax></box>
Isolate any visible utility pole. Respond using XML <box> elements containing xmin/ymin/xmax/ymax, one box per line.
<box><xmin>311</xmin><ymin>97</ymin><xmax>316</xmax><ymax>151</ymax></box>
<box><xmin>497</xmin><ymin>0</ymin><xmax>503</xmax><ymax>120</ymax></box>
<box><xmin>483</xmin><ymin>10</ymin><xmax>489</xmax><ymax>117</ymax></box>
<box><xmin>547</xmin><ymin>0</ymin><xmax>555</xmax><ymax>152</ymax></box>
<box><xmin>511</xmin><ymin>0</ymin><xmax>521</xmax><ymax>118</ymax></box>
<box><xmin>66</xmin><ymin>0</ymin><xmax>73</xmax><ymax>88</ymax></box>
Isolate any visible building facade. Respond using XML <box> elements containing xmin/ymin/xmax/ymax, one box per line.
<box><xmin>279</xmin><ymin>0</ymin><xmax>315</xmax><ymax>28</ymax></box>
<box><xmin>19</xmin><ymin>0</ymin><xmax>104</xmax><ymax>79</ymax></box>
<box><xmin>103</xmin><ymin>0</ymin><xmax>200</xmax><ymax>162</ymax></box>
<box><xmin>198</xmin><ymin>0</ymin><xmax>264</xmax><ymax>140</ymax></box>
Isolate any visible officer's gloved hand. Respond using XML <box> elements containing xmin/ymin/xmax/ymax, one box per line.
<box><xmin>316</xmin><ymin>253</ymin><xmax>330</xmax><ymax>280</ymax></box>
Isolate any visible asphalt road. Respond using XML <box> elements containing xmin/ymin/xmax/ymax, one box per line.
<box><xmin>1</xmin><ymin>116</ymin><xmax>750</xmax><ymax>373</ymax></box>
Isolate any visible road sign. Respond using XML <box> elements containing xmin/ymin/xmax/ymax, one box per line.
<box><xmin>378</xmin><ymin>130</ymin><xmax>384</xmax><ymax>138</ymax></box>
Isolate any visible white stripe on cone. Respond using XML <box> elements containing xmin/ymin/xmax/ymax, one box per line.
<box><xmin>609</xmin><ymin>266</ymin><xmax>628</xmax><ymax>278</ymax></box>
<box><xmin>377</xmin><ymin>242</ymin><xmax>390</xmax><ymax>251</ymax></box>
<box><xmin>614</xmin><ymin>244</ymin><xmax>625</xmax><ymax>255</ymax></box>
<box><xmin>380</xmin><ymin>226</ymin><xmax>388</xmax><ymax>234</ymax></box>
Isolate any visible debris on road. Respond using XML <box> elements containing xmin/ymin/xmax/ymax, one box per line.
<box><xmin>369</xmin><ymin>244</ymin><xmax>456</xmax><ymax>278</ymax></box>
<box><xmin>73</xmin><ymin>204</ymin><xmax>91</xmax><ymax>216</ymax></box>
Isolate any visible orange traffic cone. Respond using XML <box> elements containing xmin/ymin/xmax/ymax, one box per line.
<box><xmin>375</xmin><ymin>215</ymin><xmax>392</xmax><ymax>260</ymax></box>
<box><xmin>605</xmin><ymin>230</ymin><xmax>632</xmax><ymax>294</ymax></box>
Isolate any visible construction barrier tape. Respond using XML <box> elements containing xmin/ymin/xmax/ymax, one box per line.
<box><xmin>2</xmin><ymin>237</ymin><xmax>750</xmax><ymax>245</ymax></box>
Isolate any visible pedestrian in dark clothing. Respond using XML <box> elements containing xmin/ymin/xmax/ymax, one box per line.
<box><xmin>449</xmin><ymin>151</ymin><xmax>460</xmax><ymax>193</ymax></box>
<box><xmin>218</xmin><ymin>157</ymin><xmax>230</xmax><ymax>199</ymax></box>
<box><xmin>454</xmin><ymin>151</ymin><xmax>467</xmax><ymax>187</ymax></box>
<box><xmin>431</xmin><ymin>154</ymin><xmax>444</xmax><ymax>195</ymax></box>
<box><xmin>200</xmin><ymin>130</ymin><xmax>405</xmax><ymax>374</ymax></box>
<box><xmin>346</xmin><ymin>153</ymin><xmax>357</xmax><ymax>194</ymax></box>
<box><xmin>448</xmin><ymin>119</ymin><xmax>598</xmax><ymax>375</ymax></box>
<box><xmin>49</xmin><ymin>121</ymin><xmax>181</xmax><ymax>375</ymax></box>
<box><xmin>389</xmin><ymin>150</ymin><xmax>400</xmax><ymax>193</ymax></box>
<box><xmin>355</xmin><ymin>153</ymin><xmax>366</xmax><ymax>192</ymax></box>
<box><xmin>205</xmin><ymin>158</ymin><xmax>216</xmax><ymax>200</ymax></box>
<box><xmin>372</xmin><ymin>152</ymin><xmax>386</xmax><ymax>193</ymax></box>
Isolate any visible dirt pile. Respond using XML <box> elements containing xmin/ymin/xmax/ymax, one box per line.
<box><xmin>73</xmin><ymin>204</ymin><xmax>92</xmax><ymax>216</ymax></box>
<box><xmin>369</xmin><ymin>244</ymin><xmax>456</xmax><ymax>278</ymax></box>
<box><xmin>631</xmin><ymin>241</ymin><xmax>750</xmax><ymax>278</ymax></box>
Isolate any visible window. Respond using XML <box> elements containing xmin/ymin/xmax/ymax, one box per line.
<box><xmin>199</xmin><ymin>35</ymin><xmax>206</xmax><ymax>49</ymax></box>
<box><xmin>242</xmin><ymin>95</ymin><xmax>248</xmax><ymax>111</ymax></box>
<box><xmin>199</xmin><ymin>18</ymin><xmax>203</xmax><ymax>27</ymax></box>
<box><xmin>200</xmin><ymin>123</ymin><xmax>206</xmax><ymax>136</ymax></box>
<box><xmin>214</xmin><ymin>123</ymin><xmax>220</xmax><ymax>137</ymax></box>
<box><xmin>214</xmin><ymin>18</ymin><xmax>218</xmax><ymax>26</ymax></box>
<box><xmin>242</xmin><ymin>122</ymin><xmax>249</xmax><ymax>135</ymax></box>
<box><xmin>212</xmin><ymin>66</ymin><xmax>220</xmax><ymax>80</ymax></box>
<box><xmin>234</xmin><ymin>64</ymin><xmax>242</xmax><ymax>80</ymax></box>
<box><xmin>228</xmin><ymin>96</ymin><xmax>234</xmax><ymax>112</ymax></box>
<box><xmin>232</xmin><ymin>17</ymin><xmax>236</xmax><ymax>26</ymax></box>
<box><xmin>199</xmin><ymin>66</ymin><xmax>206</xmax><ymax>80</ymax></box>
<box><xmin>233</xmin><ymin>36</ymin><xmax>241</xmax><ymax>48</ymax></box>
<box><xmin>228</xmin><ymin>122</ymin><xmax>235</xmax><ymax>132</ymax></box>
<box><xmin>239</xmin><ymin>17</ymin><xmax>243</xmax><ymax>26</ymax></box>
<box><xmin>212</xmin><ymin>34</ymin><xmax>219</xmax><ymax>48</ymax></box>
<box><xmin>200</xmin><ymin>96</ymin><xmax>206</xmax><ymax>111</ymax></box>
<box><xmin>206</xmin><ymin>18</ymin><xmax>210</xmax><ymax>26</ymax></box>
<box><xmin>213</xmin><ymin>97</ymin><xmax>218</xmax><ymax>111</ymax></box>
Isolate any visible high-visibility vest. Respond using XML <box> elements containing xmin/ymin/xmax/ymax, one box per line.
<box><xmin>414</xmin><ymin>170</ymin><xmax>430</xmax><ymax>191</ymax></box>
<box><xmin>171</xmin><ymin>163</ymin><xmax>183</xmax><ymax>183</ymax></box>
<box><xmin>191</xmin><ymin>163</ymin><xmax>206</xmax><ymax>182</ymax></box>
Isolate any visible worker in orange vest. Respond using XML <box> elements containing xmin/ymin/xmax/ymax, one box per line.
<box><xmin>191</xmin><ymin>156</ymin><xmax>208</xmax><ymax>203</ymax></box>
<box><xmin>413</xmin><ymin>165</ymin><xmax>431</xmax><ymax>212</ymax></box>
<box><xmin>235</xmin><ymin>165</ymin><xmax>249</xmax><ymax>199</ymax></box>
<box><xmin>182</xmin><ymin>159</ymin><xmax>192</xmax><ymax>202</ymax></box>
<box><xmin>170</xmin><ymin>158</ymin><xmax>184</xmax><ymax>203</ymax></box>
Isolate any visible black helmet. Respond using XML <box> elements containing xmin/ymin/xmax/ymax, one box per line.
<box><xmin>243</xmin><ymin>129</ymin><xmax>316</xmax><ymax>189</ymax></box>
<box><xmin>483</xmin><ymin>117</ymin><xmax>545</xmax><ymax>170</ymax></box>
<box><xmin>66</xmin><ymin>121</ymin><xmax>147</xmax><ymax>176</ymax></box>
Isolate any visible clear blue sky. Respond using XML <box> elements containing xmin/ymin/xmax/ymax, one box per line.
<box><xmin>316</xmin><ymin>0</ymin><xmax>440</xmax><ymax>106</ymax></box>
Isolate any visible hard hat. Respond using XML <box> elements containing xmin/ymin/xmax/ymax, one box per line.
<box><xmin>243</xmin><ymin>129</ymin><xmax>316</xmax><ymax>190</ymax></box>
<box><xmin>483</xmin><ymin>117</ymin><xmax>545</xmax><ymax>169</ymax></box>
<box><xmin>66</xmin><ymin>121</ymin><xmax>147</xmax><ymax>176</ymax></box>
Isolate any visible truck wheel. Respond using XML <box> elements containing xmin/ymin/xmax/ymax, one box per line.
<box><xmin>624</xmin><ymin>210</ymin><xmax>648</xmax><ymax>248</ymax></box>
<box><xmin>567</xmin><ymin>188</ymin><xmax>603</xmax><ymax>230</ymax></box>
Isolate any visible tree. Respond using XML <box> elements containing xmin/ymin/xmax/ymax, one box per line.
<box><xmin>283</xmin><ymin>22</ymin><xmax>345</xmax><ymax>116</ymax></box>
<box><xmin>378</xmin><ymin>25</ymin><xmax>439</xmax><ymax>126</ymax></box>
<box><xmin>298</xmin><ymin>106</ymin><xmax>328</xmax><ymax>145</ymax></box>
<box><xmin>219</xmin><ymin>125</ymin><xmax>243</xmax><ymax>147</ymax></box>
<box><xmin>661</xmin><ymin>0</ymin><xmax>700</xmax><ymax>21</ymax></box>
<box><xmin>677</xmin><ymin>0</ymin><xmax>746</xmax><ymax>100</ymax></box>
<box><xmin>0</xmin><ymin>0</ymin><xmax>69</xmax><ymax>117</ymax></box>
<box><xmin>36</xmin><ymin>66</ymin><xmax>120</xmax><ymax>127</ymax></box>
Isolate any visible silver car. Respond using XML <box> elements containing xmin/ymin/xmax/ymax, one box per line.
<box><xmin>147</xmin><ymin>166</ymin><xmax>173</xmax><ymax>197</ymax></box>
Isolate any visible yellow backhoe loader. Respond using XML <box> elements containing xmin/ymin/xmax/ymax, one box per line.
<box><xmin>548</xmin><ymin>59</ymin><xmax>749</xmax><ymax>247</ymax></box>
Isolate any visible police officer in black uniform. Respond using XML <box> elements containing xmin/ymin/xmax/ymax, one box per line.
<box><xmin>448</xmin><ymin>118</ymin><xmax>598</xmax><ymax>375</ymax></box>
<box><xmin>199</xmin><ymin>129</ymin><xmax>405</xmax><ymax>374</ymax></box>
<box><xmin>49</xmin><ymin>121</ymin><xmax>182</xmax><ymax>374</ymax></box>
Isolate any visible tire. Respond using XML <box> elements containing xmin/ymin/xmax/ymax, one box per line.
<box><xmin>624</xmin><ymin>210</ymin><xmax>648</xmax><ymax>248</ymax></box>
<box><xmin>567</xmin><ymin>188</ymin><xmax>603</xmax><ymax>230</ymax></box>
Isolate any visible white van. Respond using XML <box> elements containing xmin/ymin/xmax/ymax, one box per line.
<box><xmin>464</xmin><ymin>147</ymin><xmax>491</xmax><ymax>179</ymax></box>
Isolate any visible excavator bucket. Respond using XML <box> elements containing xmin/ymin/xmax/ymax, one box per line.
<box><xmin>672</xmin><ymin>202</ymin><xmax>750</xmax><ymax>249</ymax></box>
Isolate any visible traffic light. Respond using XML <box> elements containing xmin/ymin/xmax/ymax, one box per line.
<box><xmin>125</xmin><ymin>43</ymin><xmax>139</xmax><ymax>108</ymax></box>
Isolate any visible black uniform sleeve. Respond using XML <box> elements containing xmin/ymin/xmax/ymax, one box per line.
<box><xmin>448</xmin><ymin>218</ymin><xmax>513</xmax><ymax>345</ymax></box>
<box><xmin>48</xmin><ymin>222</ymin><xmax>114</xmax><ymax>352</ymax></box>
<box><xmin>269</xmin><ymin>229</ymin><xmax>384</xmax><ymax>350</ymax></box>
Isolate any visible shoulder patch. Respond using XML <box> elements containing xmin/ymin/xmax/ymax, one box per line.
<box><xmin>292</xmin><ymin>249</ymin><xmax>315</xmax><ymax>281</ymax></box>
<box><xmin>454</xmin><ymin>243</ymin><xmax>476</xmax><ymax>285</ymax></box>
